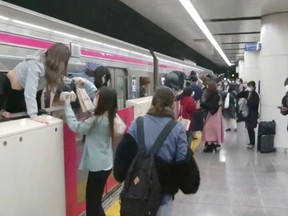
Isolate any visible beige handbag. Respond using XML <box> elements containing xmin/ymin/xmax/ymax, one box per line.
<box><xmin>76</xmin><ymin>85</ymin><xmax>95</xmax><ymax>113</ymax></box>
<box><xmin>114</xmin><ymin>114</ymin><xmax>126</xmax><ymax>137</ymax></box>
<box><xmin>177</xmin><ymin>105</ymin><xmax>191</xmax><ymax>131</ymax></box>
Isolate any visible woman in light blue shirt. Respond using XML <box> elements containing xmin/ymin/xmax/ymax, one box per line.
<box><xmin>0</xmin><ymin>43</ymin><xmax>73</xmax><ymax>123</ymax></box>
<box><xmin>64</xmin><ymin>86</ymin><xmax>117</xmax><ymax>216</ymax></box>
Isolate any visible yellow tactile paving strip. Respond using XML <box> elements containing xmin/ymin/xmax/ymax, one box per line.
<box><xmin>105</xmin><ymin>133</ymin><xmax>202</xmax><ymax>215</ymax></box>
<box><xmin>106</xmin><ymin>199</ymin><xmax>120</xmax><ymax>216</ymax></box>
<box><xmin>77</xmin><ymin>179</ymin><xmax>86</xmax><ymax>203</ymax></box>
<box><xmin>191</xmin><ymin>132</ymin><xmax>202</xmax><ymax>152</ymax></box>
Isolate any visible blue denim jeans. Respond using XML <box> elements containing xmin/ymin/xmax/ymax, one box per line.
<box><xmin>156</xmin><ymin>199</ymin><xmax>173</xmax><ymax>216</ymax></box>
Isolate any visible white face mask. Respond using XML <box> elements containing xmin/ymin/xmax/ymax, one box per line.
<box><xmin>285</xmin><ymin>85</ymin><xmax>288</xmax><ymax>91</ymax></box>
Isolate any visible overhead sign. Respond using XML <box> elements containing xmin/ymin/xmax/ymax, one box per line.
<box><xmin>245</xmin><ymin>43</ymin><xmax>261</xmax><ymax>52</ymax></box>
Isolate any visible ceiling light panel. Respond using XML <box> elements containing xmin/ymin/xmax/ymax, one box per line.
<box><xmin>178</xmin><ymin>0</ymin><xmax>232</xmax><ymax>66</ymax></box>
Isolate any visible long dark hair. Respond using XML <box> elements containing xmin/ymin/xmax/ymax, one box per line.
<box><xmin>147</xmin><ymin>86</ymin><xmax>175</xmax><ymax>119</ymax></box>
<box><xmin>44</xmin><ymin>43</ymin><xmax>71</xmax><ymax>91</ymax></box>
<box><xmin>86</xmin><ymin>66</ymin><xmax>111</xmax><ymax>89</ymax></box>
<box><xmin>206</xmin><ymin>81</ymin><xmax>218</xmax><ymax>100</ymax></box>
<box><xmin>94</xmin><ymin>86</ymin><xmax>117</xmax><ymax>138</ymax></box>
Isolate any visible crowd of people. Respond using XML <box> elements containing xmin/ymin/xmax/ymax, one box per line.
<box><xmin>0</xmin><ymin>43</ymin><xmax>200</xmax><ymax>216</ymax></box>
<box><xmin>176</xmin><ymin>72</ymin><xmax>261</xmax><ymax>152</ymax></box>
<box><xmin>1</xmin><ymin>42</ymin><xmax>288</xmax><ymax>216</ymax></box>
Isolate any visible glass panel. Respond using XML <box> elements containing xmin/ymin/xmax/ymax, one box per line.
<box><xmin>116</xmin><ymin>76</ymin><xmax>125</xmax><ymax>109</ymax></box>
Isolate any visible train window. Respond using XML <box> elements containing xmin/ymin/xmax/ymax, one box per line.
<box><xmin>140</xmin><ymin>77</ymin><xmax>150</xmax><ymax>97</ymax></box>
<box><xmin>107</xmin><ymin>68</ymin><xmax>127</xmax><ymax>109</ymax></box>
<box><xmin>116</xmin><ymin>76</ymin><xmax>125</xmax><ymax>109</ymax></box>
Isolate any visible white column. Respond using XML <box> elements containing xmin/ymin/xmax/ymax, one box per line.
<box><xmin>238</xmin><ymin>60</ymin><xmax>245</xmax><ymax>80</ymax></box>
<box><xmin>236</xmin><ymin>66</ymin><xmax>239</xmax><ymax>74</ymax></box>
<box><xmin>259</xmin><ymin>12</ymin><xmax>288</xmax><ymax>151</ymax></box>
<box><xmin>243</xmin><ymin>52</ymin><xmax>260</xmax><ymax>85</ymax></box>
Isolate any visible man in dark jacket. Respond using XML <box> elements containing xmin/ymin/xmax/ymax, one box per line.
<box><xmin>189</xmin><ymin>75</ymin><xmax>203</xmax><ymax>102</ymax></box>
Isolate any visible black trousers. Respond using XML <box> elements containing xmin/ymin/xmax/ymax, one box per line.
<box><xmin>86</xmin><ymin>169</ymin><xmax>111</xmax><ymax>216</ymax></box>
<box><xmin>0</xmin><ymin>73</ymin><xmax>42</xmax><ymax>114</ymax></box>
<box><xmin>247</xmin><ymin>127</ymin><xmax>255</xmax><ymax>145</ymax></box>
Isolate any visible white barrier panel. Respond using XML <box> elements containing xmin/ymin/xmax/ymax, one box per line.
<box><xmin>126</xmin><ymin>96</ymin><xmax>153</xmax><ymax>119</ymax></box>
<box><xmin>0</xmin><ymin>116</ymin><xmax>66</xmax><ymax>216</ymax></box>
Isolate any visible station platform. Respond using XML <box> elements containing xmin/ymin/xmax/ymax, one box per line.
<box><xmin>105</xmin><ymin>122</ymin><xmax>288</xmax><ymax>216</ymax></box>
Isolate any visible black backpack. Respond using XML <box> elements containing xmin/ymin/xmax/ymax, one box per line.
<box><xmin>120</xmin><ymin>117</ymin><xmax>177</xmax><ymax>216</ymax></box>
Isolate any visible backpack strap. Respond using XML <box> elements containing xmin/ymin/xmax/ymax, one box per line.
<box><xmin>136</xmin><ymin>116</ymin><xmax>145</xmax><ymax>153</ymax></box>
<box><xmin>150</xmin><ymin>119</ymin><xmax>177</xmax><ymax>155</ymax></box>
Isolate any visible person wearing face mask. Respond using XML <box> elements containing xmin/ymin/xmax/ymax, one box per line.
<box><xmin>244</xmin><ymin>81</ymin><xmax>260</xmax><ymax>149</ymax></box>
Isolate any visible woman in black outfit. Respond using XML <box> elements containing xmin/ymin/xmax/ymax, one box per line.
<box><xmin>239</xmin><ymin>81</ymin><xmax>260</xmax><ymax>149</ymax></box>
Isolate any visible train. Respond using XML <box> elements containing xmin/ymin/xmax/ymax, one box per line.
<box><xmin>0</xmin><ymin>1</ymin><xmax>213</xmax><ymax>110</ymax></box>
<box><xmin>0</xmin><ymin>2</ymin><xmax>215</xmax><ymax>215</ymax></box>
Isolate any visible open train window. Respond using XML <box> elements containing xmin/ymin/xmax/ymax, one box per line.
<box><xmin>140</xmin><ymin>77</ymin><xmax>150</xmax><ymax>97</ymax></box>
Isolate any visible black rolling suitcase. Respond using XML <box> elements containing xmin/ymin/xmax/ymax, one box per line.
<box><xmin>258</xmin><ymin>135</ymin><xmax>275</xmax><ymax>153</ymax></box>
<box><xmin>257</xmin><ymin>120</ymin><xmax>276</xmax><ymax>153</ymax></box>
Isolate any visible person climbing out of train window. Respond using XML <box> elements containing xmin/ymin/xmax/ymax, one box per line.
<box><xmin>64</xmin><ymin>86</ymin><xmax>117</xmax><ymax>216</ymax></box>
<box><xmin>0</xmin><ymin>43</ymin><xmax>92</xmax><ymax>123</ymax></box>
<box><xmin>113</xmin><ymin>86</ymin><xmax>200</xmax><ymax>216</ymax></box>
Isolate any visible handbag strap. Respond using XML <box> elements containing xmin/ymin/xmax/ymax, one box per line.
<box><xmin>136</xmin><ymin>116</ymin><xmax>177</xmax><ymax>155</ymax></box>
<box><xmin>136</xmin><ymin>117</ymin><xmax>145</xmax><ymax>153</ymax></box>
<box><xmin>150</xmin><ymin>120</ymin><xmax>177</xmax><ymax>155</ymax></box>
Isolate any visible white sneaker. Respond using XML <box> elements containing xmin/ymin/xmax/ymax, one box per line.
<box><xmin>246</xmin><ymin>144</ymin><xmax>254</xmax><ymax>149</ymax></box>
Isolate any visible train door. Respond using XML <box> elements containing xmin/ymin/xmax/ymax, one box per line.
<box><xmin>107</xmin><ymin>68</ymin><xmax>127</xmax><ymax>109</ymax></box>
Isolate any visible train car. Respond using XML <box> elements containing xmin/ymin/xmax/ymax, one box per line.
<box><xmin>0</xmin><ymin>2</ymin><xmax>214</xmax><ymax>216</ymax></box>
<box><xmin>0</xmin><ymin>1</ymin><xmax>213</xmax><ymax>110</ymax></box>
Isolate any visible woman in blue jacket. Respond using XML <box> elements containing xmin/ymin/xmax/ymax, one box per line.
<box><xmin>114</xmin><ymin>86</ymin><xmax>200</xmax><ymax>216</ymax></box>
<box><xmin>64</xmin><ymin>86</ymin><xmax>117</xmax><ymax>216</ymax></box>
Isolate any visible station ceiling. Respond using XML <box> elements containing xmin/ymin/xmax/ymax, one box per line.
<box><xmin>120</xmin><ymin>0</ymin><xmax>288</xmax><ymax>66</ymax></box>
